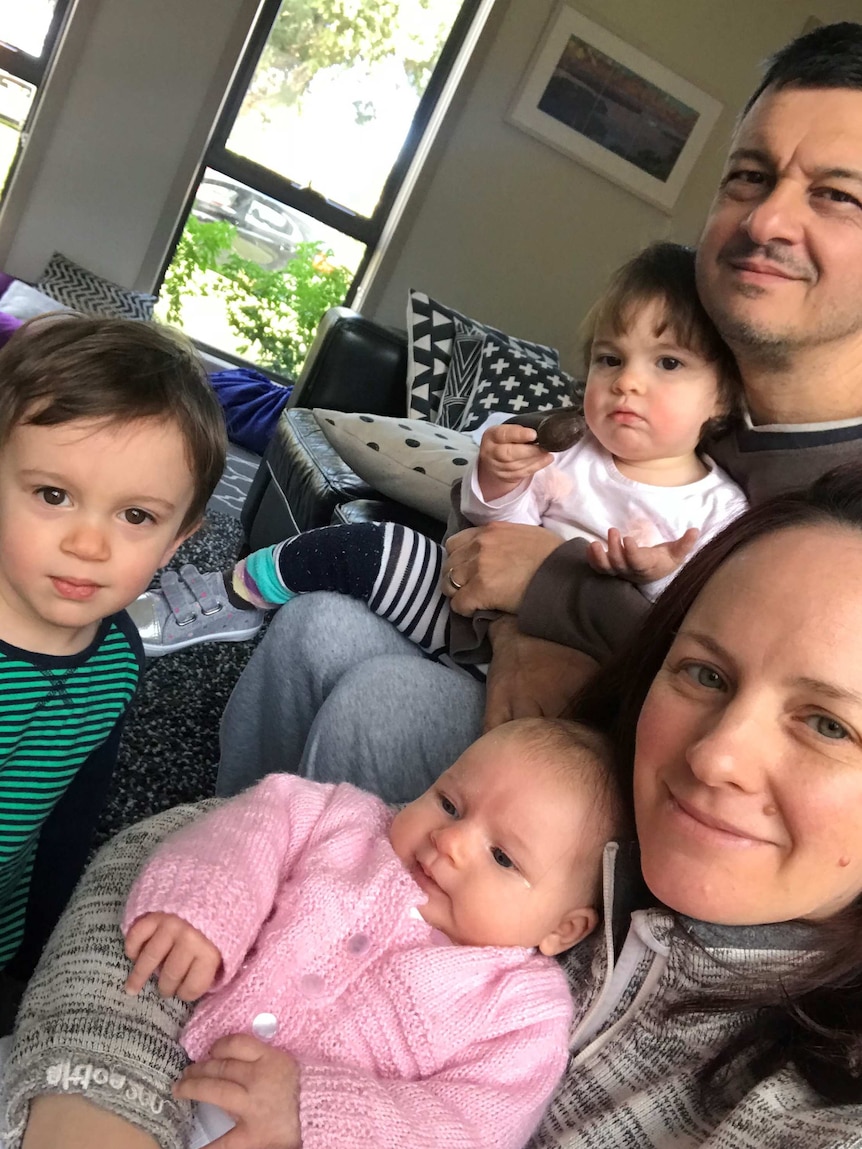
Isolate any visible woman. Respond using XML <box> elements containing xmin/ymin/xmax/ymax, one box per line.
<box><xmin>7</xmin><ymin>464</ymin><xmax>862</xmax><ymax>1147</ymax></box>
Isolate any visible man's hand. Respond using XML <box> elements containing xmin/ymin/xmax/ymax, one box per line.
<box><xmin>124</xmin><ymin>911</ymin><xmax>221</xmax><ymax>1000</ymax></box>
<box><xmin>443</xmin><ymin>522</ymin><xmax>563</xmax><ymax>615</ymax></box>
<box><xmin>483</xmin><ymin>616</ymin><xmax>598</xmax><ymax>731</ymax></box>
<box><xmin>476</xmin><ymin>423</ymin><xmax>552</xmax><ymax>502</ymax></box>
<box><xmin>587</xmin><ymin>527</ymin><xmax>699</xmax><ymax>585</ymax></box>
<box><xmin>173</xmin><ymin>1034</ymin><xmax>301</xmax><ymax>1149</ymax></box>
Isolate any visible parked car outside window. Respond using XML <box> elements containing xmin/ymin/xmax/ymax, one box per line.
<box><xmin>193</xmin><ymin>173</ymin><xmax>312</xmax><ymax>270</ymax></box>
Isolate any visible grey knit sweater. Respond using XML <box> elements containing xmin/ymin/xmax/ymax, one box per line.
<box><xmin>529</xmin><ymin>841</ymin><xmax>862</xmax><ymax>1148</ymax></box>
<box><xmin>3</xmin><ymin>812</ymin><xmax>862</xmax><ymax>1148</ymax></box>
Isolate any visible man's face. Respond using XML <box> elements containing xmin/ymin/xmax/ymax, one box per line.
<box><xmin>696</xmin><ymin>86</ymin><xmax>862</xmax><ymax>365</ymax></box>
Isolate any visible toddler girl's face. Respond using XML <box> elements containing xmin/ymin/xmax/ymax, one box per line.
<box><xmin>389</xmin><ymin>728</ymin><xmax>601</xmax><ymax>955</ymax></box>
<box><xmin>584</xmin><ymin>299</ymin><xmax>724</xmax><ymax>466</ymax></box>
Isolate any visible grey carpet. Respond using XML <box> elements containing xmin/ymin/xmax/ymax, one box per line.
<box><xmin>94</xmin><ymin>510</ymin><xmax>266</xmax><ymax>846</ymax></box>
<box><xmin>209</xmin><ymin>443</ymin><xmax>261</xmax><ymax>518</ymax></box>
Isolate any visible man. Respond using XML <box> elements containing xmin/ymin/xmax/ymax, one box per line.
<box><xmin>217</xmin><ymin>21</ymin><xmax>862</xmax><ymax>803</ymax></box>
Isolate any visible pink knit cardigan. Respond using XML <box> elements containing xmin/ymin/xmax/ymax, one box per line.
<box><xmin>123</xmin><ymin>774</ymin><xmax>573</xmax><ymax>1149</ymax></box>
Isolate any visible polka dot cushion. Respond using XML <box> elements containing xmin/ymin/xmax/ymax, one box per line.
<box><xmin>314</xmin><ymin>409</ymin><xmax>478</xmax><ymax>523</ymax></box>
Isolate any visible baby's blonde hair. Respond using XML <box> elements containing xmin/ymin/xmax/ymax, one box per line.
<box><xmin>497</xmin><ymin>717</ymin><xmax>630</xmax><ymax>902</ymax></box>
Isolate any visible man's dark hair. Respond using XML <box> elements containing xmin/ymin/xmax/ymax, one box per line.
<box><xmin>0</xmin><ymin>312</ymin><xmax>227</xmax><ymax>533</ymax></box>
<box><xmin>743</xmin><ymin>21</ymin><xmax>862</xmax><ymax>116</ymax></box>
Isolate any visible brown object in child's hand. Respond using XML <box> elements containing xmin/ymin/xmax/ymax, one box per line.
<box><xmin>534</xmin><ymin>410</ymin><xmax>585</xmax><ymax>453</ymax></box>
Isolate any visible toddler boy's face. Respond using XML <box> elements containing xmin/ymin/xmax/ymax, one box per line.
<box><xmin>389</xmin><ymin>728</ymin><xmax>601</xmax><ymax>955</ymax></box>
<box><xmin>0</xmin><ymin>415</ymin><xmax>196</xmax><ymax>654</ymax></box>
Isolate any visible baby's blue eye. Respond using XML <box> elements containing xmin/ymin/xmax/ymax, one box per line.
<box><xmin>440</xmin><ymin>795</ymin><xmax>458</xmax><ymax>817</ymax></box>
<box><xmin>491</xmin><ymin>847</ymin><xmax>514</xmax><ymax>869</ymax></box>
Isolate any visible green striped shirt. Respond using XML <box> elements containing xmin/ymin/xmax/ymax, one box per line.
<box><xmin>0</xmin><ymin>615</ymin><xmax>140</xmax><ymax>967</ymax></box>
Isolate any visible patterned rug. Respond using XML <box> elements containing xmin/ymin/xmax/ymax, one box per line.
<box><xmin>94</xmin><ymin>510</ymin><xmax>266</xmax><ymax>846</ymax></box>
<box><xmin>208</xmin><ymin>443</ymin><xmax>261</xmax><ymax>518</ymax></box>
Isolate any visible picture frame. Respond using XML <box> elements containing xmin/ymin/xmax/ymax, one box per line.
<box><xmin>507</xmin><ymin>5</ymin><xmax>722</xmax><ymax>211</ymax></box>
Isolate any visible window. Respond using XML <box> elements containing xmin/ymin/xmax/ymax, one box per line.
<box><xmin>0</xmin><ymin>0</ymin><xmax>71</xmax><ymax>198</ymax></box>
<box><xmin>158</xmin><ymin>0</ymin><xmax>484</xmax><ymax>378</ymax></box>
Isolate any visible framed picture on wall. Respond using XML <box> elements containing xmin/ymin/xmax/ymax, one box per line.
<box><xmin>507</xmin><ymin>5</ymin><xmax>722</xmax><ymax>211</ymax></box>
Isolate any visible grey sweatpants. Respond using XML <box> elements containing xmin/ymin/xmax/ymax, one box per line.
<box><xmin>217</xmin><ymin>592</ymin><xmax>486</xmax><ymax>804</ymax></box>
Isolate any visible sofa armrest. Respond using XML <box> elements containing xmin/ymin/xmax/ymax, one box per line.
<box><xmin>286</xmin><ymin>306</ymin><xmax>408</xmax><ymax>416</ymax></box>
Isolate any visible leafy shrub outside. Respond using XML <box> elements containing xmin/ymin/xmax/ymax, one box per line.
<box><xmin>160</xmin><ymin>215</ymin><xmax>352</xmax><ymax>378</ymax></box>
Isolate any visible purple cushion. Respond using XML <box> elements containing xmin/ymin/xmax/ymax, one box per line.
<box><xmin>0</xmin><ymin>309</ymin><xmax>22</xmax><ymax>348</ymax></box>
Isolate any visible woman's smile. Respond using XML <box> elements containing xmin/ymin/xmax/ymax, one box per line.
<box><xmin>667</xmin><ymin>787</ymin><xmax>775</xmax><ymax>848</ymax></box>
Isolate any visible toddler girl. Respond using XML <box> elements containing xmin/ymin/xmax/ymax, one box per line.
<box><xmin>133</xmin><ymin>242</ymin><xmax>746</xmax><ymax>667</ymax></box>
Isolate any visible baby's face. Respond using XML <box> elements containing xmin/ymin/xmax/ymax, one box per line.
<box><xmin>389</xmin><ymin>728</ymin><xmax>601</xmax><ymax>954</ymax></box>
<box><xmin>0</xmin><ymin>415</ymin><xmax>195</xmax><ymax>654</ymax></box>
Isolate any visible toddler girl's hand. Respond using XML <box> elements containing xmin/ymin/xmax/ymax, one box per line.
<box><xmin>477</xmin><ymin>424</ymin><xmax>552</xmax><ymax>502</ymax></box>
<box><xmin>174</xmin><ymin>1033</ymin><xmax>302</xmax><ymax>1149</ymax></box>
<box><xmin>587</xmin><ymin>526</ymin><xmax>700</xmax><ymax>585</ymax></box>
<box><xmin>124</xmin><ymin>911</ymin><xmax>221</xmax><ymax>1000</ymax></box>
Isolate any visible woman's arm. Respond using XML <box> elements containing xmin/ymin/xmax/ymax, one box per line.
<box><xmin>5</xmin><ymin>804</ymin><xmax>211</xmax><ymax>1149</ymax></box>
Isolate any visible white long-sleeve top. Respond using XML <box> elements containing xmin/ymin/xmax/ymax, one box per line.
<box><xmin>460</xmin><ymin>431</ymin><xmax>748</xmax><ymax>600</ymax></box>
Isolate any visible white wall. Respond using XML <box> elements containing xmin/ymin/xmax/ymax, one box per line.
<box><xmin>2</xmin><ymin>0</ymin><xmax>861</xmax><ymax>375</ymax></box>
<box><xmin>362</xmin><ymin>0</ymin><xmax>862</xmax><ymax>372</ymax></box>
<box><xmin>0</xmin><ymin>0</ymin><xmax>260</xmax><ymax>291</ymax></box>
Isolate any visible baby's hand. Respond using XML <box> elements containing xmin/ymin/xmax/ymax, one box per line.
<box><xmin>124</xmin><ymin>911</ymin><xmax>221</xmax><ymax>1000</ymax></box>
<box><xmin>587</xmin><ymin>527</ymin><xmax>700</xmax><ymax>585</ymax></box>
<box><xmin>477</xmin><ymin>424</ymin><xmax>553</xmax><ymax>502</ymax></box>
<box><xmin>173</xmin><ymin>1033</ymin><xmax>301</xmax><ymax>1149</ymax></box>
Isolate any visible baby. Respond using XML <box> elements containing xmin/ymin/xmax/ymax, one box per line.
<box><xmin>122</xmin><ymin>717</ymin><xmax>626</xmax><ymax>1149</ymax></box>
<box><xmin>131</xmin><ymin>242</ymin><xmax>746</xmax><ymax>666</ymax></box>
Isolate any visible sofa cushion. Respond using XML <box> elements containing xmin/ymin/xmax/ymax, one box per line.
<box><xmin>265</xmin><ymin>408</ymin><xmax>378</xmax><ymax>536</ymax></box>
<box><xmin>405</xmin><ymin>289</ymin><xmax>559</xmax><ymax>422</ymax></box>
<box><xmin>37</xmin><ymin>252</ymin><xmax>156</xmax><ymax>320</ymax></box>
<box><xmin>314</xmin><ymin>409</ymin><xmax>477</xmax><ymax>523</ymax></box>
<box><xmin>436</xmin><ymin>331</ymin><xmax>485</xmax><ymax>430</ymax></box>
<box><xmin>457</xmin><ymin>331</ymin><xmax>583</xmax><ymax>432</ymax></box>
<box><xmin>0</xmin><ymin>281</ymin><xmax>72</xmax><ymax>320</ymax></box>
<box><xmin>332</xmin><ymin>498</ymin><xmax>446</xmax><ymax>542</ymax></box>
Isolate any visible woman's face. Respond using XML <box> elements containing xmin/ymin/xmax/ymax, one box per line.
<box><xmin>634</xmin><ymin>523</ymin><xmax>862</xmax><ymax>925</ymax></box>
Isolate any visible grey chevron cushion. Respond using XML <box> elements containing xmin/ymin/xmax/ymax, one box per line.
<box><xmin>37</xmin><ymin>252</ymin><xmax>156</xmax><ymax>321</ymax></box>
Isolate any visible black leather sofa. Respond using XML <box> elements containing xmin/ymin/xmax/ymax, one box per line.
<box><xmin>240</xmin><ymin>307</ymin><xmax>447</xmax><ymax>551</ymax></box>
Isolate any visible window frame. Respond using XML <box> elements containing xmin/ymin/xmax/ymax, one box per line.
<box><xmin>0</xmin><ymin>0</ymin><xmax>73</xmax><ymax>197</ymax></box>
<box><xmin>0</xmin><ymin>0</ymin><xmax>72</xmax><ymax>88</ymax></box>
<box><xmin>160</xmin><ymin>0</ymin><xmax>485</xmax><ymax>300</ymax></box>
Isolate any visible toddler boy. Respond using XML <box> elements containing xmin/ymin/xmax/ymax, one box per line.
<box><xmin>0</xmin><ymin>312</ymin><xmax>226</xmax><ymax>978</ymax></box>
